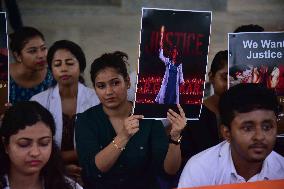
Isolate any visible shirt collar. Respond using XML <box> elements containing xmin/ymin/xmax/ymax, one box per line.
<box><xmin>227</xmin><ymin>144</ymin><xmax>270</xmax><ymax>181</ymax></box>
<box><xmin>227</xmin><ymin>144</ymin><xmax>239</xmax><ymax>178</ymax></box>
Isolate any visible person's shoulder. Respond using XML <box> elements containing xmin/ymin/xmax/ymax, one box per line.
<box><xmin>179</xmin><ymin>142</ymin><xmax>227</xmax><ymax>188</ymax></box>
<box><xmin>80</xmin><ymin>84</ymin><xmax>95</xmax><ymax>95</ymax></box>
<box><xmin>85</xmin><ymin>88</ymin><xmax>99</xmax><ymax>102</ymax></box>
<box><xmin>264</xmin><ymin>151</ymin><xmax>284</xmax><ymax>179</ymax></box>
<box><xmin>267</xmin><ymin>151</ymin><xmax>284</xmax><ymax>168</ymax></box>
<box><xmin>30</xmin><ymin>87</ymin><xmax>53</xmax><ymax>104</ymax></box>
<box><xmin>76</xmin><ymin>104</ymin><xmax>104</xmax><ymax>132</ymax></box>
<box><xmin>203</xmin><ymin>97</ymin><xmax>218</xmax><ymax>115</ymax></box>
<box><xmin>80</xmin><ymin>103</ymin><xmax>101</xmax><ymax>113</ymax></box>
<box><xmin>268</xmin><ymin>150</ymin><xmax>284</xmax><ymax>160</ymax></box>
<box><xmin>77</xmin><ymin>104</ymin><xmax>102</xmax><ymax>120</ymax></box>
<box><xmin>79</xmin><ymin>84</ymin><xmax>100</xmax><ymax>104</ymax></box>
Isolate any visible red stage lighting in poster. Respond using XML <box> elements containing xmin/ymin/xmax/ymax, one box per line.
<box><xmin>134</xmin><ymin>8</ymin><xmax>211</xmax><ymax>119</ymax></box>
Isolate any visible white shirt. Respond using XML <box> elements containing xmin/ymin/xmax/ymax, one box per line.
<box><xmin>178</xmin><ymin>141</ymin><xmax>284</xmax><ymax>188</ymax></box>
<box><xmin>30</xmin><ymin>83</ymin><xmax>100</xmax><ymax>148</ymax></box>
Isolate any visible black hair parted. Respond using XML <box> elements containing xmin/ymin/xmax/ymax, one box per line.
<box><xmin>47</xmin><ymin>40</ymin><xmax>86</xmax><ymax>73</ymax></box>
<box><xmin>0</xmin><ymin>101</ymin><xmax>75</xmax><ymax>189</ymax></box>
<box><xmin>234</xmin><ymin>24</ymin><xmax>264</xmax><ymax>33</ymax></box>
<box><xmin>9</xmin><ymin>26</ymin><xmax>45</xmax><ymax>54</ymax></box>
<box><xmin>210</xmin><ymin>50</ymin><xmax>228</xmax><ymax>76</ymax></box>
<box><xmin>0</xmin><ymin>101</ymin><xmax>55</xmax><ymax>140</ymax></box>
<box><xmin>219</xmin><ymin>83</ymin><xmax>281</xmax><ymax>129</ymax></box>
<box><xmin>90</xmin><ymin>51</ymin><xmax>129</xmax><ymax>84</ymax></box>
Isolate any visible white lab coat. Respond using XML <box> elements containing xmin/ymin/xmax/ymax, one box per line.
<box><xmin>30</xmin><ymin>83</ymin><xmax>100</xmax><ymax>148</ymax></box>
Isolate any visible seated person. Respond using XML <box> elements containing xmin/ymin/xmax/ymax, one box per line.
<box><xmin>75</xmin><ymin>51</ymin><xmax>186</xmax><ymax>189</ymax></box>
<box><xmin>0</xmin><ymin>101</ymin><xmax>82</xmax><ymax>189</ymax></box>
<box><xmin>233</xmin><ymin>23</ymin><xmax>284</xmax><ymax>156</ymax></box>
<box><xmin>9</xmin><ymin>27</ymin><xmax>55</xmax><ymax>105</ymax></box>
<box><xmin>31</xmin><ymin>40</ymin><xmax>100</xmax><ymax>183</ymax></box>
<box><xmin>181</xmin><ymin>50</ymin><xmax>228</xmax><ymax>161</ymax></box>
<box><xmin>178</xmin><ymin>83</ymin><xmax>284</xmax><ymax>188</ymax></box>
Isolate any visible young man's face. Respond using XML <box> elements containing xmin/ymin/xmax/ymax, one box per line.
<box><xmin>225</xmin><ymin>109</ymin><xmax>277</xmax><ymax>163</ymax></box>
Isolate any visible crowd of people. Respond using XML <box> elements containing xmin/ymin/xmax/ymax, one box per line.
<box><xmin>0</xmin><ymin>23</ymin><xmax>283</xmax><ymax>189</ymax></box>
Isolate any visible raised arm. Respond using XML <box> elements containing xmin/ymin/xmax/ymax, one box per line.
<box><xmin>94</xmin><ymin>115</ymin><xmax>144</xmax><ymax>172</ymax></box>
<box><xmin>76</xmin><ymin>112</ymin><xmax>144</xmax><ymax>178</ymax></box>
<box><xmin>160</xmin><ymin>25</ymin><xmax>165</xmax><ymax>49</ymax></box>
<box><xmin>163</xmin><ymin>104</ymin><xmax>186</xmax><ymax>174</ymax></box>
<box><xmin>159</xmin><ymin>26</ymin><xmax>170</xmax><ymax>64</ymax></box>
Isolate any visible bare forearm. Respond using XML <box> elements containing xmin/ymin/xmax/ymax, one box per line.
<box><xmin>95</xmin><ymin>136</ymin><xmax>129</xmax><ymax>173</ymax></box>
<box><xmin>95</xmin><ymin>115</ymin><xmax>143</xmax><ymax>173</ymax></box>
<box><xmin>164</xmin><ymin>104</ymin><xmax>186</xmax><ymax>175</ymax></box>
<box><xmin>164</xmin><ymin>143</ymin><xmax>182</xmax><ymax>175</ymax></box>
<box><xmin>61</xmin><ymin>150</ymin><xmax>78</xmax><ymax>163</ymax></box>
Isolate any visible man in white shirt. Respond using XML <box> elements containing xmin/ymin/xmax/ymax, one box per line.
<box><xmin>178</xmin><ymin>83</ymin><xmax>284</xmax><ymax>188</ymax></box>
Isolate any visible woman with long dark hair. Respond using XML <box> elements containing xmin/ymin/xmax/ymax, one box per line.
<box><xmin>0</xmin><ymin>101</ymin><xmax>82</xmax><ymax>189</ymax></box>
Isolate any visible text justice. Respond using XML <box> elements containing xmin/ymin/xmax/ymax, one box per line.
<box><xmin>145</xmin><ymin>31</ymin><xmax>205</xmax><ymax>56</ymax></box>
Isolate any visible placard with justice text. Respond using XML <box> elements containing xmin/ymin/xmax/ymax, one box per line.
<box><xmin>229</xmin><ymin>32</ymin><xmax>284</xmax><ymax>135</ymax></box>
<box><xmin>134</xmin><ymin>8</ymin><xmax>211</xmax><ymax>119</ymax></box>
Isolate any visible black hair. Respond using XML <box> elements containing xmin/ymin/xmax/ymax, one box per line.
<box><xmin>219</xmin><ymin>83</ymin><xmax>281</xmax><ymax>129</ymax></box>
<box><xmin>0</xmin><ymin>101</ymin><xmax>75</xmax><ymax>189</ymax></box>
<box><xmin>47</xmin><ymin>40</ymin><xmax>86</xmax><ymax>73</ymax></box>
<box><xmin>9</xmin><ymin>26</ymin><xmax>45</xmax><ymax>54</ymax></box>
<box><xmin>234</xmin><ymin>24</ymin><xmax>264</xmax><ymax>33</ymax></box>
<box><xmin>90</xmin><ymin>51</ymin><xmax>129</xmax><ymax>84</ymax></box>
<box><xmin>210</xmin><ymin>50</ymin><xmax>228</xmax><ymax>76</ymax></box>
<box><xmin>47</xmin><ymin>40</ymin><xmax>86</xmax><ymax>85</ymax></box>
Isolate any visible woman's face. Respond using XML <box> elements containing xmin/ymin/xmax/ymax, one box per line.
<box><xmin>210</xmin><ymin>65</ymin><xmax>228</xmax><ymax>96</ymax></box>
<box><xmin>94</xmin><ymin>67</ymin><xmax>129</xmax><ymax>109</ymax></box>
<box><xmin>5</xmin><ymin>121</ymin><xmax>52</xmax><ymax>176</ymax></box>
<box><xmin>15</xmin><ymin>36</ymin><xmax>47</xmax><ymax>71</ymax></box>
<box><xmin>51</xmin><ymin>49</ymin><xmax>80</xmax><ymax>87</ymax></box>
